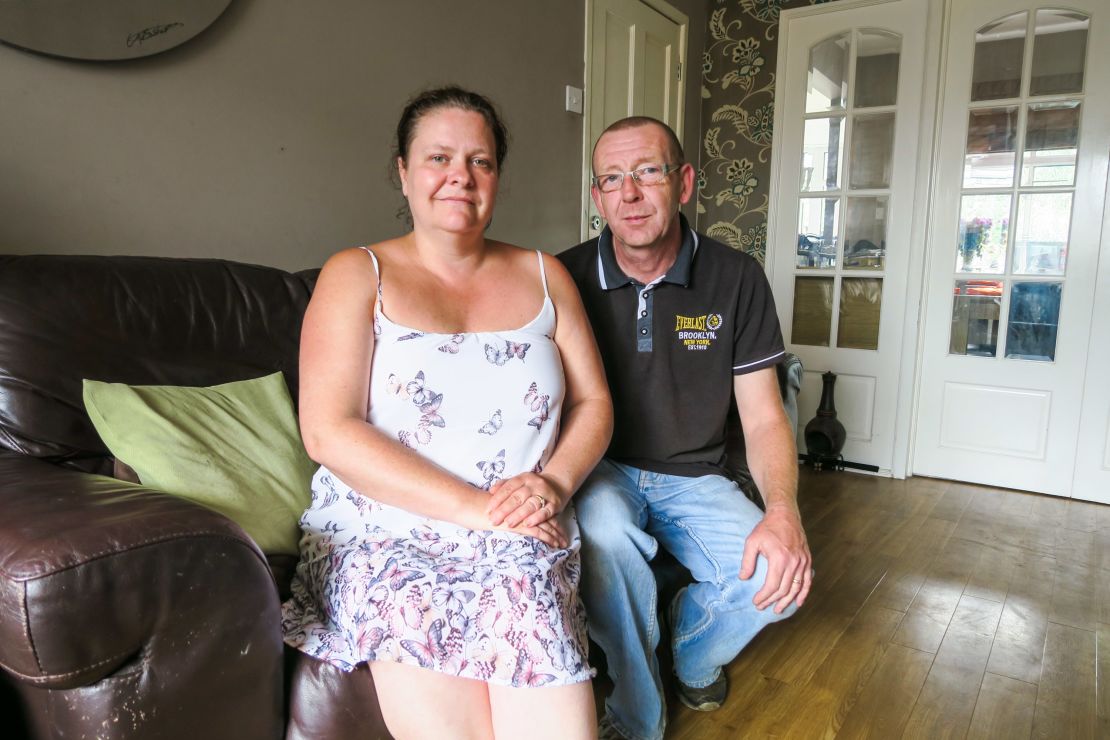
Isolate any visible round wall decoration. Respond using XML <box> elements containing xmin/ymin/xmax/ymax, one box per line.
<box><xmin>0</xmin><ymin>0</ymin><xmax>234</xmax><ymax>61</ymax></box>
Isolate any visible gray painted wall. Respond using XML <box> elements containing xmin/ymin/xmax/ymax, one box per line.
<box><xmin>0</xmin><ymin>1</ymin><xmax>706</xmax><ymax>272</ymax></box>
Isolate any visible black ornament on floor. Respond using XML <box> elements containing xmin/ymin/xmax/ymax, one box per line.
<box><xmin>804</xmin><ymin>371</ymin><xmax>848</xmax><ymax>471</ymax></box>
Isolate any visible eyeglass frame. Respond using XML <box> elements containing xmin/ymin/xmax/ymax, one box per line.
<box><xmin>591</xmin><ymin>163</ymin><xmax>683</xmax><ymax>193</ymax></box>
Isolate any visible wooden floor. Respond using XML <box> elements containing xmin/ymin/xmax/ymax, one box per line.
<box><xmin>658</xmin><ymin>469</ymin><xmax>1110</xmax><ymax>739</ymax></box>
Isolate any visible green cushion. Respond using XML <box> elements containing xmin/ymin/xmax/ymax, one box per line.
<box><xmin>83</xmin><ymin>372</ymin><xmax>314</xmax><ymax>554</ymax></box>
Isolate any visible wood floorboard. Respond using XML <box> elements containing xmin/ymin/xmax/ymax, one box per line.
<box><xmin>651</xmin><ymin>469</ymin><xmax>1107</xmax><ymax>739</ymax></box>
<box><xmin>900</xmin><ymin>595</ymin><xmax>1003</xmax><ymax>739</ymax></box>
<box><xmin>965</xmin><ymin>672</ymin><xmax>1037</xmax><ymax>740</ymax></box>
<box><xmin>1031</xmin><ymin>622</ymin><xmax>1097</xmax><ymax>740</ymax></box>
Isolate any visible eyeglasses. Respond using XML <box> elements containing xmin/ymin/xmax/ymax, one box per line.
<box><xmin>592</xmin><ymin>163</ymin><xmax>682</xmax><ymax>193</ymax></box>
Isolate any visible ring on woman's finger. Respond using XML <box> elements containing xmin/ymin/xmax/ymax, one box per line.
<box><xmin>531</xmin><ymin>494</ymin><xmax>546</xmax><ymax>511</ymax></box>
<box><xmin>792</xmin><ymin>577</ymin><xmax>803</xmax><ymax>584</ymax></box>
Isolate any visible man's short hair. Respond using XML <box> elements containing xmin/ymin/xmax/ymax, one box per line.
<box><xmin>592</xmin><ymin>116</ymin><xmax>685</xmax><ymax>174</ymax></box>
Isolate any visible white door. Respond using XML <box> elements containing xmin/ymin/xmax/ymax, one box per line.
<box><xmin>582</xmin><ymin>0</ymin><xmax>687</xmax><ymax>240</ymax></box>
<box><xmin>770</xmin><ymin>0</ymin><xmax>928</xmax><ymax>475</ymax></box>
<box><xmin>913</xmin><ymin>0</ymin><xmax>1110</xmax><ymax>501</ymax></box>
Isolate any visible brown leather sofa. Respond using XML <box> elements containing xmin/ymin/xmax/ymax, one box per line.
<box><xmin>0</xmin><ymin>255</ymin><xmax>390</xmax><ymax>739</ymax></box>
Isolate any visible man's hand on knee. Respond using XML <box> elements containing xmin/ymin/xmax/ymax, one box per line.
<box><xmin>739</xmin><ymin>505</ymin><xmax>812</xmax><ymax>614</ymax></box>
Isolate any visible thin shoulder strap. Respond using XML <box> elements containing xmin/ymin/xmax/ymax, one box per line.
<box><xmin>535</xmin><ymin>250</ymin><xmax>550</xmax><ymax>299</ymax></box>
<box><xmin>359</xmin><ymin>246</ymin><xmax>383</xmax><ymax>299</ymax></box>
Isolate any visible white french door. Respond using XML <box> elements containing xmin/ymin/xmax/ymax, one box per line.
<box><xmin>770</xmin><ymin>0</ymin><xmax>928</xmax><ymax>475</ymax></box>
<box><xmin>913</xmin><ymin>0</ymin><xmax>1110</xmax><ymax>501</ymax></box>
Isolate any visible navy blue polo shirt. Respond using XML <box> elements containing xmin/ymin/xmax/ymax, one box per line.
<box><xmin>559</xmin><ymin>216</ymin><xmax>785</xmax><ymax>477</ymax></box>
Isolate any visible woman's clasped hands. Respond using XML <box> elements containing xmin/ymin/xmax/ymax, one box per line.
<box><xmin>486</xmin><ymin>473</ymin><xmax>570</xmax><ymax>548</ymax></box>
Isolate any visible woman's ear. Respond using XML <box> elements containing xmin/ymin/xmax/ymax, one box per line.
<box><xmin>397</xmin><ymin>156</ymin><xmax>409</xmax><ymax>198</ymax></box>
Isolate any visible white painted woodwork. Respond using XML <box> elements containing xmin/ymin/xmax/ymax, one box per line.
<box><xmin>582</xmin><ymin>0</ymin><xmax>687</xmax><ymax>240</ymax></box>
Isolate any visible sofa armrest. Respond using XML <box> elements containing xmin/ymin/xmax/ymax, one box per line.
<box><xmin>0</xmin><ymin>454</ymin><xmax>284</xmax><ymax>738</ymax></box>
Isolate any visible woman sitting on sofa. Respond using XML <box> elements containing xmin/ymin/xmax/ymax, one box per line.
<box><xmin>281</xmin><ymin>86</ymin><xmax>613</xmax><ymax>739</ymax></box>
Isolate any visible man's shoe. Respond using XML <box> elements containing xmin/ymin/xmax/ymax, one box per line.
<box><xmin>675</xmin><ymin>671</ymin><xmax>728</xmax><ymax>712</ymax></box>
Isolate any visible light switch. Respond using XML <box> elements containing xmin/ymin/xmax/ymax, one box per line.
<box><xmin>565</xmin><ymin>85</ymin><xmax>583</xmax><ymax>115</ymax></box>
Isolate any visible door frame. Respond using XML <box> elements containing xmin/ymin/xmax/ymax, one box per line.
<box><xmin>768</xmin><ymin>0</ymin><xmax>944</xmax><ymax>478</ymax></box>
<box><xmin>580</xmin><ymin>0</ymin><xmax>689</xmax><ymax>240</ymax></box>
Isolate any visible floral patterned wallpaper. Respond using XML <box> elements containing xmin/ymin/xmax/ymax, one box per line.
<box><xmin>698</xmin><ymin>0</ymin><xmax>839</xmax><ymax>264</ymax></box>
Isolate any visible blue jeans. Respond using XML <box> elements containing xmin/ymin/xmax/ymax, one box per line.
<box><xmin>577</xmin><ymin>459</ymin><xmax>797</xmax><ymax>740</ymax></box>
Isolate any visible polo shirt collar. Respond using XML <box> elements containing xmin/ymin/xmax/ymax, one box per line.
<box><xmin>595</xmin><ymin>213</ymin><xmax>699</xmax><ymax>290</ymax></box>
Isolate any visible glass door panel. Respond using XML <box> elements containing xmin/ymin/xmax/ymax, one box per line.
<box><xmin>801</xmin><ymin>117</ymin><xmax>844</xmax><ymax>191</ymax></box>
<box><xmin>843</xmin><ymin>196</ymin><xmax>887</xmax><ymax>270</ymax></box>
<box><xmin>797</xmin><ymin>198</ymin><xmax>840</xmax><ymax>269</ymax></box>
<box><xmin>1029</xmin><ymin>10</ymin><xmax>1089</xmax><ymax>96</ymax></box>
<box><xmin>956</xmin><ymin>194</ymin><xmax>1011</xmax><ymax>273</ymax></box>
<box><xmin>1021</xmin><ymin>101</ymin><xmax>1080</xmax><ymax>187</ymax></box>
<box><xmin>1012</xmin><ymin>192</ymin><xmax>1071</xmax><ymax>275</ymax></box>
<box><xmin>807</xmin><ymin>33</ymin><xmax>850</xmax><ymax>113</ymax></box>
<box><xmin>838</xmin><ymin>278</ymin><xmax>882</xmax><ymax>349</ymax></box>
<box><xmin>849</xmin><ymin>112</ymin><xmax>895</xmax><ymax>189</ymax></box>
<box><xmin>854</xmin><ymin>31</ymin><xmax>900</xmax><ymax>108</ymax></box>
<box><xmin>1006</xmin><ymin>281</ymin><xmax>1062</xmax><ymax>360</ymax></box>
<box><xmin>963</xmin><ymin>106</ymin><xmax>1018</xmax><ymax>188</ymax></box>
<box><xmin>792</xmin><ymin>276</ymin><xmax>834</xmax><ymax>346</ymax></box>
<box><xmin>950</xmin><ymin>280</ymin><xmax>1003</xmax><ymax>357</ymax></box>
<box><xmin>971</xmin><ymin>12</ymin><xmax>1027</xmax><ymax>101</ymax></box>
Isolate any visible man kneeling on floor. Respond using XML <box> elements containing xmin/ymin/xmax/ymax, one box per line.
<box><xmin>559</xmin><ymin>116</ymin><xmax>812</xmax><ymax>740</ymax></box>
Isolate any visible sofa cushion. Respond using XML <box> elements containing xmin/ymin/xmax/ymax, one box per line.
<box><xmin>0</xmin><ymin>255</ymin><xmax>315</xmax><ymax>470</ymax></box>
<box><xmin>83</xmin><ymin>372</ymin><xmax>314</xmax><ymax>554</ymax></box>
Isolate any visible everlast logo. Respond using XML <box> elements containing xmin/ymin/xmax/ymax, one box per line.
<box><xmin>674</xmin><ymin>314</ymin><xmax>708</xmax><ymax>331</ymax></box>
<box><xmin>674</xmin><ymin>313</ymin><xmax>723</xmax><ymax>351</ymax></box>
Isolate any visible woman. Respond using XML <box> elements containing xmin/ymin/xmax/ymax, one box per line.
<box><xmin>282</xmin><ymin>87</ymin><xmax>613</xmax><ymax>739</ymax></box>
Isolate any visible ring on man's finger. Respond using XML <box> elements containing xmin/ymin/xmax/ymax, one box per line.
<box><xmin>792</xmin><ymin>577</ymin><xmax>803</xmax><ymax>584</ymax></box>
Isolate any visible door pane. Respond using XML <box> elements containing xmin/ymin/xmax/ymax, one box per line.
<box><xmin>838</xmin><ymin>278</ymin><xmax>882</xmax><ymax>349</ymax></box>
<box><xmin>797</xmin><ymin>198</ymin><xmax>839</xmax><ymax>268</ymax></box>
<box><xmin>849</xmin><ymin>112</ymin><xmax>895</xmax><ymax>189</ymax></box>
<box><xmin>807</xmin><ymin>33</ymin><xmax>850</xmax><ymax>113</ymax></box>
<box><xmin>1021</xmin><ymin>101</ymin><xmax>1080</xmax><ymax>187</ymax></box>
<box><xmin>854</xmin><ymin>31</ymin><xmax>901</xmax><ymax>108</ymax></box>
<box><xmin>843</xmin><ymin>196</ymin><xmax>887</xmax><ymax>270</ymax></box>
<box><xmin>1013</xmin><ymin>192</ymin><xmax>1071</xmax><ymax>275</ymax></box>
<box><xmin>1006</xmin><ymin>281</ymin><xmax>1062</xmax><ymax>361</ymax></box>
<box><xmin>801</xmin><ymin>117</ymin><xmax>843</xmax><ymax>191</ymax></box>
<box><xmin>963</xmin><ymin>106</ymin><xmax>1018</xmax><ymax>188</ymax></box>
<box><xmin>971</xmin><ymin>12</ymin><xmax>1027</xmax><ymax>101</ymax></box>
<box><xmin>956</xmin><ymin>194</ymin><xmax>1010</xmax><ymax>273</ymax></box>
<box><xmin>950</xmin><ymin>280</ymin><xmax>1003</xmax><ymax>357</ymax></box>
<box><xmin>1030</xmin><ymin>10</ymin><xmax>1089</xmax><ymax>96</ymax></box>
<box><xmin>792</xmin><ymin>276</ymin><xmax>834</xmax><ymax>346</ymax></box>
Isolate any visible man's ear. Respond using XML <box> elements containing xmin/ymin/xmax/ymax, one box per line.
<box><xmin>677</xmin><ymin>163</ymin><xmax>697</xmax><ymax>206</ymax></box>
<box><xmin>590</xmin><ymin>183</ymin><xmax>606</xmax><ymax>219</ymax></box>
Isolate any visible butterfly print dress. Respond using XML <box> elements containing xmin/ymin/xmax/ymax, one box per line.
<box><xmin>282</xmin><ymin>249</ymin><xmax>592</xmax><ymax>687</ymax></box>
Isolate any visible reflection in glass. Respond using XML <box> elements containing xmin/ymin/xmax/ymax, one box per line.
<box><xmin>838</xmin><ymin>278</ymin><xmax>882</xmax><ymax>350</ymax></box>
<box><xmin>807</xmin><ymin>33</ymin><xmax>850</xmax><ymax>113</ymax></box>
<box><xmin>792</xmin><ymin>277</ymin><xmax>834</xmax><ymax>347</ymax></box>
<box><xmin>843</xmin><ymin>197</ymin><xmax>887</xmax><ymax>270</ymax></box>
<box><xmin>801</xmin><ymin>117</ymin><xmax>843</xmax><ymax>192</ymax></box>
<box><xmin>963</xmin><ymin>106</ymin><xmax>1018</xmax><ymax>188</ymax></box>
<box><xmin>957</xmin><ymin>194</ymin><xmax>1010</xmax><ymax>273</ymax></box>
<box><xmin>849</xmin><ymin>113</ymin><xmax>894</xmax><ymax>189</ymax></box>
<box><xmin>1022</xmin><ymin>102</ymin><xmax>1080</xmax><ymax>186</ymax></box>
<box><xmin>1006</xmin><ymin>281</ymin><xmax>1062</xmax><ymax>361</ymax></box>
<box><xmin>854</xmin><ymin>31</ymin><xmax>901</xmax><ymax>108</ymax></box>
<box><xmin>797</xmin><ymin>198</ymin><xmax>840</xmax><ymax>269</ymax></box>
<box><xmin>971</xmin><ymin>12</ymin><xmax>1026</xmax><ymax>101</ymax></box>
<box><xmin>1030</xmin><ymin>10</ymin><xmax>1089</xmax><ymax>96</ymax></box>
<box><xmin>1013</xmin><ymin>192</ymin><xmax>1071</xmax><ymax>275</ymax></box>
<box><xmin>950</xmin><ymin>280</ymin><xmax>1003</xmax><ymax>357</ymax></box>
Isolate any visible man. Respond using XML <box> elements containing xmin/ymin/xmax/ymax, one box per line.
<box><xmin>559</xmin><ymin>117</ymin><xmax>811</xmax><ymax>740</ymax></box>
